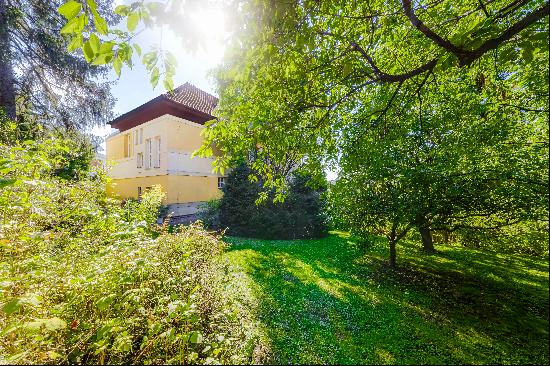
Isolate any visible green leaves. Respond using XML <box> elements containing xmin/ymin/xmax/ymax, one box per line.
<box><xmin>163</xmin><ymin>77</ymin><xmax>174</xmax><ymax>92</ymax></box>
<box><xmin>141</xmin><ymin>49</ymin><xmax>176</xmax><ymax>90</ymax></box>
<box><xmin>93</xmin><ymin>42</ymin><xmax>115</xmax><ymax>65</ymax></box>
<box><xmin>58</xmin><ymin>1</ymin><xmax>82</xmax><ymax>20</ymax></box>
<box><xmin>22</xmin><ymin>317</ymin><xmax>67</xmax><ymax>332</ymax></box>
<box><xmin>67</xmin><ymin>34</ymin><xmax>84</xmax><ymax>52</ymax></box>
<box><xmin>113</xmin><ymin>57</ymin><xmax>123</xmax><ymax>77</ymax></box>
<box><xmin>0</xmin><ymin>134</ymin><xmax>243</xmax><ymax>362</ymax></box>
<box><xmin>521</xmin><ymin>43</ymin><xmax>535</xmax><ymax>64</ymax></box>
<box><xmin>0</xmin><ymin>178</ymin><xmax>17</xmax><ymax>189</ymax></box>
<box><xmin>2</xmin><ymin>298</ymin><xmax>23</xmax><ymax>315</ymax></box>
<box><xmin>188</xmin><ymin>330</ymin><xmax>203</xmax><ymax>344</ymax></box>
<box><xmin>150</xmin><ymin>67</ymin><xmax>160</xmax><ymax>88</ymax></box>
<box><xmin>89</xmin><ymin>33</ymin><xmax>100</xmax><ymax>54</ymax></box>
<box><xmin>86</xmin><ymin>0</ymin><xmax>98</xmax><ymax>11</ymax></box>
<box><xmin>93</xmin><ymin>13</ymin><xmax>108</xmax><ymax>35</ymax></box>
<box><xmin>127</xmin><ymin>12</ymin><xmax>140</xmax><ymax>32</ymax></box>
<box><xmin>44</xmin><ymin>317</ymin><xmax>67</xmax><ymax>331</ymax></box>
<box><xmin>115</xmin><ymin>5</ymin><xmax>131</xmax><ymax>16</ymax></box>
<box><xmin>57</xmin><ymin>0</ymin><xmax>179</xmax><ymax>91</ymax></box>
<box><xmin>82</xmin><ymin>40</ymin><xmax>94</xmax><ymax>62</ymax></box>
<box><xmin>142</xmin><ymin>51</ymin><xmax>158</xmax><ymax>71</ymax></box>
<box><xmin>60</xmin><ymin>14</ymin><xmax>88</xmax><ymax>34</ymax></box>
<box><xmin>133</xmin><ymin>44</ymin><xmax>142</xmax><ymax>57</ymax></box>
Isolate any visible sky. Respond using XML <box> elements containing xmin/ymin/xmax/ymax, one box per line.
<box><xmin>91</xmin><ymin>1</ymin><xmax>228</xmax><ymax>146</ymax></box>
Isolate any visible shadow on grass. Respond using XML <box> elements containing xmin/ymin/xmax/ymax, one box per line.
<box><xmin>224</xmin><ymin>232</ymin><xmax>549</xmax><ymax>364</ymax></box>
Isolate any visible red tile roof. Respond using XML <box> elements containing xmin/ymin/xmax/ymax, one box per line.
<box><xmin>109</xmin><ymin>83</ymin><xmax>218</xmax><ymax>131</ymax></box>
<box><xmin>165</xmin><ymin>83</ymin><xmax>218</xmax><ymax>116</ymax></box>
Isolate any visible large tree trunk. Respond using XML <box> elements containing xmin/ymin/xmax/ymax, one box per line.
<box><xmin>0</xmin><ymin>0</ymin><xmax>16</xmax><ymax>120</ymax></box>
<box><xmin>416</xmin><ymin>214</ymin><xmax>435</xmax><ymax>252</ymax></box>
<box><xmin>419</xmin><ymin>225</ymin><xmax>435</xmax><ymax>252</ymax></box>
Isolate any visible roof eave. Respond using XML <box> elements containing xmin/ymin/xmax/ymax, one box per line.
<box><xmin>108</xmin><ymin>95</ymin><xmax>166</xmax><ymax>126</ymax></box>
<box><xmin>108</xmin><ymin>96</ymin><xmax>216</xmax><ymax>132</ymax></box>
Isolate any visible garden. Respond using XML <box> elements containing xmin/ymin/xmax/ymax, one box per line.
<box><xmin>1</xmin><ymin>0</ymin><xmax>549</xmax><ymax>364</ymax></box>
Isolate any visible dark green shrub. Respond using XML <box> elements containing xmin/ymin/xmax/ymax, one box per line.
<box><xmin>197</xmin><ymin>199</ymin><xmax>222</xmax><ymax>230</ymax></box>
<box><xmin>215</xmin><ymin>163</ymin><xmax>327</xmax><ymax>239</ymax></box>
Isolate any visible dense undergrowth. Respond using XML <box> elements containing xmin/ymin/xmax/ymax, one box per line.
<box><xmin>0</xmin><ymin>137</ymin><xmax>256</xmax><ymax>364</ymax></box>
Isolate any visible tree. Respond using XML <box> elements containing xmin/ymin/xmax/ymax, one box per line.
<box><xmin>329</xmin><ymin>61</ymin><xmax>548</xmax><ymax>265</ymax></box>
<box><xmin>0</xmin><ymin>0</ymin><xmax>116</xmax><ymax>129</ymax></box>
<box><xmin>195</xmin><ymin>0</ymin><xmax>548</xmax><ymax>183</ymax></box>
<box><xmin>59</xmin><ymin>0</ymin><xmax>549</xmax><ymax>264</ymax></box>
<box><xmin>217</xmin><ymin>162</ymin><xmax>328</xmax><ymax>239</ymax></box>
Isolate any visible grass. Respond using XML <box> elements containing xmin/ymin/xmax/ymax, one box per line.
<box><xmin>223</xmin><ymin>231</ymin><xmax>549</xmax><ymax>364</ymax></box>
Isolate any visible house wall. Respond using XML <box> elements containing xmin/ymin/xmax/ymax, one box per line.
<box><xmin>107</xmin><ymin>175</ymin><xmax>221</xmax><ymax>204</ymax></box>
<box><xmin>106</xmin><ymin>133</ymin><xmax>125</xmax><ymax>160</ymax></box>
<box><xmin>165</xmin><ymin>117</ymin><xmax>205</xmax><ymax>152</ymax></box>
<box><xmin>105</xmin><ymin>114</ymin><xmax>223</xmax><ymax>205</ymax></box>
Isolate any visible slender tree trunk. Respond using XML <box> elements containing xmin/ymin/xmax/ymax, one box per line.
<box><xmin>0</xmin><ymin>0</ymin><xmax>16</xmax><ymax>120</ymax></box>
<box><xmin>389</xmin><ymin>238</ymin><xmax>397</xmax><ymax>267</ymax></box>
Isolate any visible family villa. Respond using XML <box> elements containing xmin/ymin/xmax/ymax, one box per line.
<box><xmin>105</xmin><ymin>83</ymin><xmax>225</xmax><ymax>217</ymax></box>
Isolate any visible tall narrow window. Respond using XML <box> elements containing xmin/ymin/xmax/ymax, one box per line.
<box><xmin>139</xmin><ymin>128</ymin><xmax>144</xmax><ymax>144</ymax></box>
<box><xmin>137</xmin><ymin>153</ymin><xmax>143</xmax><ymax>168</ymax></box>
<box><xmin>145</xmin><ymin>139</ymin><xmax>152</xmax><ymax>168</ymax></box>
<box><xmin>124</xmin><ymin>133</ymin><xmax>131</xmax><ymax>158</ymax></box>
<box><xmin>137</xmin><ymin>186</ymin><xmax>142</xmax><ymax>200</ymax></box>
<box><xmin>218</xmin><ymin>177</ymin><xmax>226</xmax><ymax>189</ymax></box>
<box><xmin>133</xmin><ymin>130</ymin><xmax>138</xmax><ymax>145</ymax></box>
<box><xmin>153</xmin><ymin>136</ymin><xmax>161</xmax><ymax>168</ymax></box>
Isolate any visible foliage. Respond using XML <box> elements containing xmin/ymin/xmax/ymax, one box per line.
<box><xmin>60</xmin><ymin>0</ymin><xmax>549</xmax><ymax>264</ymax></box>
<box><xmin>55</xmin><ymin>0</ymin><xmax>189</xmax><ymax>92</ymax></box>
<box><xmin>0</xmin><ymin>137</ymin><xmax>255</xmax><ymax>364</ymax></box>
<box><xmin>224</xmin><ymin>232</ymin><xmax>549</xmax><ymax>364</ymax></box>
<box><xmin>326</xmin><ymin>57</ymin><xmax>549</xmax><ymax>263</ymax></box>
<box><xmin>213</xmin><ymin>162</ymin><xmax>327</xmax><ymax>240</ymax></box>
<box><xmin>197</xmin><ymin>198</ymin><xmax>222</xmax><ymax>231</ymax></box>
<box><xmin>190</xmin><ymin>0</ymin><xmax>548</xmax><ymax>265</ymax></box>
<box><xmin>453</xmin><ymin>220</ymin><xmax>549</xmax><ymax>256</ymax></box>
<box><xmin>193</xmin><ymin>0</ymin><xmax>549</xmax><ymax>191</ymax></box>
<box><xmin>121</xmin><ymin>185</ymin><xmax>165</xmax><ymax>230</ymax></box>
<box><xmin>0</xmin><ymin>111</ymin><xmax>44</xmax><ymax>143</ymax></box>
<box><xmin>1</xmin><ymin>0</ymin><xmax>115</xmax><ymax>127</ymax></box>
<box><xmin>51</xmin><ymin>130</ymin><xmax>97</xmax><ymax>180</ymax></box>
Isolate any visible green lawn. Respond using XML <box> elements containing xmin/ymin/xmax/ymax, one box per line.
<box><xmin>223</xmin><ymin>232</ymin><xmax>549</xmax><ymax>365</ymax></box>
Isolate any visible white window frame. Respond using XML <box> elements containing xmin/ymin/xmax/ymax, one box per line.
<box><xmin>124</xmin><ymin>133</ymin><xmax>132</xmax><ymax>158</ymax></box>
<box><xmin>145</xmin><ymin>138</ymin><xmax>152</xmax><ymax>169</ymax></box>
<box><xmin>153</xmin><ymin>136</ymin><xmax>161</xmax><ymax>168</ymax></box>
<box><xmin>217</xmin><ymin>177</ymin><xmax>226</xmax><ymax>189</ymax></box>
<box><xmin>139</xmin><ymin>128</ymin><xmax>144</xmax><ymax>144</ymax></box>
<box><xmin>136</xmin><ymin>152</ymin><xmax>143</xmax><ymax>168</ymax></box>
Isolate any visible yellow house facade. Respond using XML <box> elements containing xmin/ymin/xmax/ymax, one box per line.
<box><xmin>106</xmin><ymin>83</ymin><xmax>224</xmax><ymax>216</ymax></box>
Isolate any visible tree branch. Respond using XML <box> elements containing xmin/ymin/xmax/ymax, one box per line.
<box><xmin>320</xmin><ymin>1</ymin><xmax>548</xmax><ymax>83</ymax></box>
<box><xmin>463</xmin><ymin>2</ymin><xmax>549</xmax><ymax>65</ymax></box>
<box><xmin>350</xmin><ymin>41</ymin><xmax>438</xmax><ymax>82</ymax></box>
<box><xmin>494</xmin><ymin>0</ymin><xmax>530</xmax><ymax>19</ymax></box>
<box><xmin>402</xmin><ymin>0</ymin><xmax>470</xmax><ymax>57</ymax></box>
<box><xmin>478</xmin><ymin>0</ymin><xmax>491</xmax><ymax>17</ymax></box>
<box><xmin>403</xmin><ymin>0</ymin><xmax>549</xmax><ymax>67</ymax></box>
